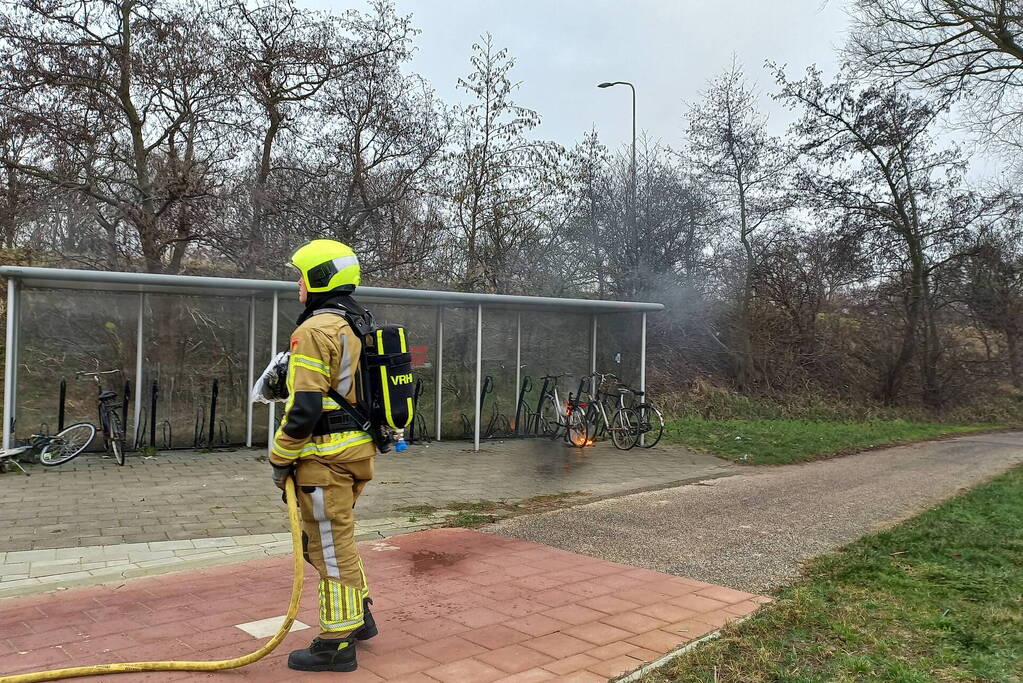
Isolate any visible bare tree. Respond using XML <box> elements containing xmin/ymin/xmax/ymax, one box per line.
<box><xmin>446</xmin><ymin>33</ymin><xmax>563</xmax><ymax>293</ymax></box>
<box><xmin>775</xmin><ymin>65</ymin><xmax>992</xmax><ymax>405</ymax></box>
<box><xmin>0</xmin><ymin>112</ymin><xmax>42</xmax><ymax>250</ymax></box>
<box><xmin>215</xmin><ymin>0</ymin><xmax>424</xmax><ymax>274</ymax></box>
<box><xmin>687</xmin><ymin>59</ymin><xmax>790</xmax><ymax>389</ymax></box>
<box><xmin>565</xmin><ymin>130</ymin><xmax>613</xmax><ymax>297</ymax></box>
<box><xmin>849</xmin><ymin>1</ymin><xmax>1023</xmax><ymax>162</ymax></box>
<box><xmin>754</xmin><ymin>225</ymin><xmax>869</xmax><ymax>375</ymax></box>
<box><xmin>0</xmin><ymin>0</ymin><xmax>236</xmax><ymax>272</ymax></box>
<box><xmin>963</xmin><ymin>228</ymin><xmax>1023</xmax><ymax>388</ymax></box>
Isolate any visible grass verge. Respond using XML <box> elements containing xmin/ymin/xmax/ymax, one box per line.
<box><xmin>643</xmin><ymin>465</ymin><xmax>1023</xmax><ymax>683</ymax></box>
<box><xmin>664</xmin><ymin>418</ymin><xmax>999</xmax><ymax>465</ymax></box>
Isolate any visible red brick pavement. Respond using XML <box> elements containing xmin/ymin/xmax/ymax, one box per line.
<box><xmin>0</xmin><ymin>529</ymin><xmax>769</xmax><ymax>682</ymax></box>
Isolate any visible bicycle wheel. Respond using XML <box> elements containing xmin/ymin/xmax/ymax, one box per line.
<box><xmin>107</xmin><ymin>412</ymin><xmax>126</xmax><ymax>465</ymax></box>
<box><xmin>566</xmin><ymin>407</ymin><xmax>588</xmax><ymax>448</ymax></box>
<box><xmin>540</xmin><ymin>395</ymin><xmax>562</xmax><ymax>439</ymax></box>
<box><xmin>581</xmin><ymin>403</ymin><xmax>599</xmax><ymax>442</ymax></box>
<box><xmin>39</xmin><ymin>422</ymin><xmax>96</xmax><ymax>466</ymax></box>
<box><xmin>610</xmin><ymin>407</ymin><xmax>641</xmax><ymax>450</ymax></box>
<box><xmin>635</xmin><ymin>403</ymin><xmax>664</xmax><ymax>448</ymax></box>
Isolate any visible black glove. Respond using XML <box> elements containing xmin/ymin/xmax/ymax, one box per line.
<box><xmin>271</xmin><ymin>464</ymin><xmax>293</xmax><ymax>491</ymax></box>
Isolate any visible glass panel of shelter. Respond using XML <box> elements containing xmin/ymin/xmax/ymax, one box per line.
<box><xmin>143</xmin><ymin>294</ymin><xmax>248</xmax><ymax>450</ymax></box>
<box><xmin>15</xmin><ymin>288</ymin><xmax>140</xmax><ymax>450</ymax></box>
<box><xmin>438</xmin><ymin>305</ymin><xmax>476</xmax><ymax>441</ymax></box>
<box><xmin>479</xmin><ymin>309</ymin><xmax>517</xmax><ymax>438</ymax></box>
<box><xmin>515</xmin><ymin>310</ymin><xmax>592</xmax><ymax>436</ymax></box>
<box><xmin>594</xmin><ymin>311</ymin><xmax>643</xmax><ymax>394</ymax></box>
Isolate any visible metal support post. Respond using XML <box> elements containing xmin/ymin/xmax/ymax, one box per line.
<box><xmin>245</xmin><ymin>294</ymin><xmax>256</xmax><ymax>448</ymax></box>
<box><xmin>474</xmin><ymin>304</ymin><xmax>482</xmax><ymax>453</ymax></box>
<box><xmin>3</xmin><ymin>278</ymin><xmax>17</xmax><ymax>449</ymax></box>
<box><xmin>133</xmin><ymin>293</ymin><xmax>145</xmax><ymax>448</ymax></box>
<box><xmin>435</xmin><ymin>307</ymin><xmax>444</xmax><ymax>442</ymax></box>
<box><xmin>515</xmin><ymin>313</ymin><xmax>521</xmax><ymax>429</ymax></box>
<box><xmin>640</xmin><ymin>312</ymin><xmax>647</xmax><ymax>393</ymax></box>
<box><xmin>590</xmin><ymin>314</ymin><xmax>598</xmax><ymax>376</ymax></box>
<box><xmin>640</xmin><ymin>312</ymin><xmax>647</xmax><ymax>447</ymax></box>
<box><xmin>268</xmin><ymin>291</ymin><xmax>278</xmax><ymax>452</ymax></box>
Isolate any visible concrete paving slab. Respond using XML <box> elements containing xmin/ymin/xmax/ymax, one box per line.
<box><xmin>0</xmin><ymin>440</ymin><xmax>732</xmax><ymax>553</ymax></box>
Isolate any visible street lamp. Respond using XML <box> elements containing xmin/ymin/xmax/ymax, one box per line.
<box><xmin>598</xmin><ymin>81</ymin><xmax>638</xmax><ymax>292</ymax></box>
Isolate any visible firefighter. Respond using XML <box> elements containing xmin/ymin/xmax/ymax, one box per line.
<box><xmin>269</xmin><ymin>239</ymin><xmax>378</xmax><ymax>673</ymax></box>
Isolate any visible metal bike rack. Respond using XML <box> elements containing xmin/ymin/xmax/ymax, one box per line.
<box><xmin>58</xmin><ymin>379</ymin><xmax>66</xmax><ymax>432</ymax></box>
<box><xmin>149</xmin><ymin>380</ymin><xmax>159</xmax><ymax>449</ymax></box>
<box><xmin>513</xmin><ymin>376</ymin><xmax>532</xmax><ymax>436</ymax></box>
<box><xmin>208</xmin><ymin>378</ymin><xmax>219</xmax><ymax>449</ymax></box>
<box><xmin>193</xmin><ymin>406</ymin><xmax>206</xmax><ymax>448</ymax></box>
<box><xmin>121</xmin><ymin>380</ymin><xmax>131</xmax><ymax>436</ymax></box>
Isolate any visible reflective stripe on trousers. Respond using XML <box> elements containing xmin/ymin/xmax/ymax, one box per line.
<box><xmin>295</xmin><ymin>455</ymin><xmax>373</xmax><ymax>637</ymax></box>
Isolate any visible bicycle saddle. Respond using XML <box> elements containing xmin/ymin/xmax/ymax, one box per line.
<box><xmin>98</xmin><ymin>391</ymin><xmax>118</xmax><ymax>401</ymax></box>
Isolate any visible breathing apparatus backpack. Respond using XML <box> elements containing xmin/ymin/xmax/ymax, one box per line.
<box><xmin>252</xmin><ymin>296</ymin><xmax>415</xmax><ymax>453</ymax></box>
<box><xmin>314</xmin><ymin>296</ymin><xmax>414</xmax><ymax>453</ymax></box>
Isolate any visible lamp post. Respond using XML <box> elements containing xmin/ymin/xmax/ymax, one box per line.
<box><xmin>598</xmin><ymin>81</ymin><xmax>638</xmax><ymax>293</ymax></box>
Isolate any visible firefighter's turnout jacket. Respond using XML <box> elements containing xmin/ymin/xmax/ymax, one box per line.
<box><xmin>270</xmin><ymin>311</ymin><xmax>376</xmax><ymax>638</ymax></box>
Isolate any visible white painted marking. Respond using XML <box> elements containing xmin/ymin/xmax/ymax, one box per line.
<box><xmin>234</xmin><ymin>615</ymin><xmax>310</xmax><ymax>639</ymax></box>
<box><xmin>367</xmin><ymin>542</ymin><xmax>399</xmax><ymax>552</ymax></box>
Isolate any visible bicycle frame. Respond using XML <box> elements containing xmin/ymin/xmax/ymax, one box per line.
<box><xmin>581</xmin><ymin>373</ymin><xmax>628</xmax><ymax>439</ymax></box>
<box><xmin>79</xmin><ymin>369</ymin><xmax>125</xmax><ymax>460</ymax></box>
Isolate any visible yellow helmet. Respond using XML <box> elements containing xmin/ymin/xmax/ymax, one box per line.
<box><xmin>290</xmin><ymin>239</ymin><xmax>361</xmax><ymax>293</ymax></box>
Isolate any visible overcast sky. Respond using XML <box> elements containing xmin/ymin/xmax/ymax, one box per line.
<box><xmin>299</xmin><ymin>0</ymin><xmax>1004</xmax><ymax>180</ymax></box>
<box><xmin>305</xmin><ymin>0</ymin><xmax>849</xmax><ymax>151</ymax></box>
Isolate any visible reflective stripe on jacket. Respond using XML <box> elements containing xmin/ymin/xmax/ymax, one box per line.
<box><xmin>270</xmin><ymin>312</ymin><xmax>373</xmax><ymax>465</ymax></box>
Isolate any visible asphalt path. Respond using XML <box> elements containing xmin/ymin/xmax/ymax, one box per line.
<box><xmin>487</xmin><ymin>432</ymin><xmax>1023</xmax><ymax>593</ymax></box>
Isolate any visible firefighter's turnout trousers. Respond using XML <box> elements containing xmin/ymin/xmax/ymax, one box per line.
<box><xmin>270</xmin><ymin>310</ymin><xmax>377</xmax><ymax>639</ymax></box>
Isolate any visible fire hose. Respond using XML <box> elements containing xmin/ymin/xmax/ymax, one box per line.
<box><xmin>1</xmin><ymin>476</ymin><xmax>303</xmax><ymax>683</ymax></box>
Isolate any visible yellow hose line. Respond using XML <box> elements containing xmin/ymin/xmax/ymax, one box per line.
<box><xmin>1</xmin><ymin>477</ymin><xmax>304</xmax><ymax>683</ymax></box>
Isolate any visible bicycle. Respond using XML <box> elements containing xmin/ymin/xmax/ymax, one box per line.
<box><xmin>0</xmin><ymin>423</ymin><xmax>98</xmax><ymax>472</ymax></box>
<box><xmin>579</xmin><ymin>372</ymin><xmax>642</xmax><ymax>450</ymax></box>
<box><xmin>624</xmin><ymin>388</ymin><xmax>664</xmax><ymax>448</ymax></box>
<box><xmin>529</xmin><ymin>373</ymin><xmax>573</xmax><ymax>438</ymax></box>
<box><xmin>77</xmin><ymin>369</ymin><xmax>127</xmax><ymax>466</ymax></box>
<box><xmin>561</xmin><ymin>377</ymin><xmax>590</xmax><ymax>448</ymax></box>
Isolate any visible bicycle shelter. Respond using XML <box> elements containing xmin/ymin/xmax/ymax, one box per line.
<box><xmin>0</xmin><ymin>266</ymin><xmax>663</xmax><ymax>453</ymax></box>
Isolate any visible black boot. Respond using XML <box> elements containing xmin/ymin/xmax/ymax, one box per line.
<box><xmin>287</xmin><ymin>636</ymin><xmax>357</xmax><ymax>672</ymax></box>
<box><xmin>351</xmin><ymin>597</ymin><xmax>378</xmax><ymax>641</ymax></box>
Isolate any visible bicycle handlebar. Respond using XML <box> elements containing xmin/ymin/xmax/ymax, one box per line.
<box><xmin>590</xmin><ymin>371</ymin><xmax>620</xmax><ymax>381</ymax></box>
<box><xmin>76</xmin><ymin>370</ymin><xmax>120</xmax><ymax>378</ymax></box>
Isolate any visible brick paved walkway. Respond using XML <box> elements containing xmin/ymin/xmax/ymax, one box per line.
<box><xmin>0</xmin><ymin>529</ymin><xmax>769</xmax><ymax>682</ymax></box>
<box><xmin>0</xmin><ymin>440</ymin><xmax>732</xmax><ymax>553</ymax></box>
